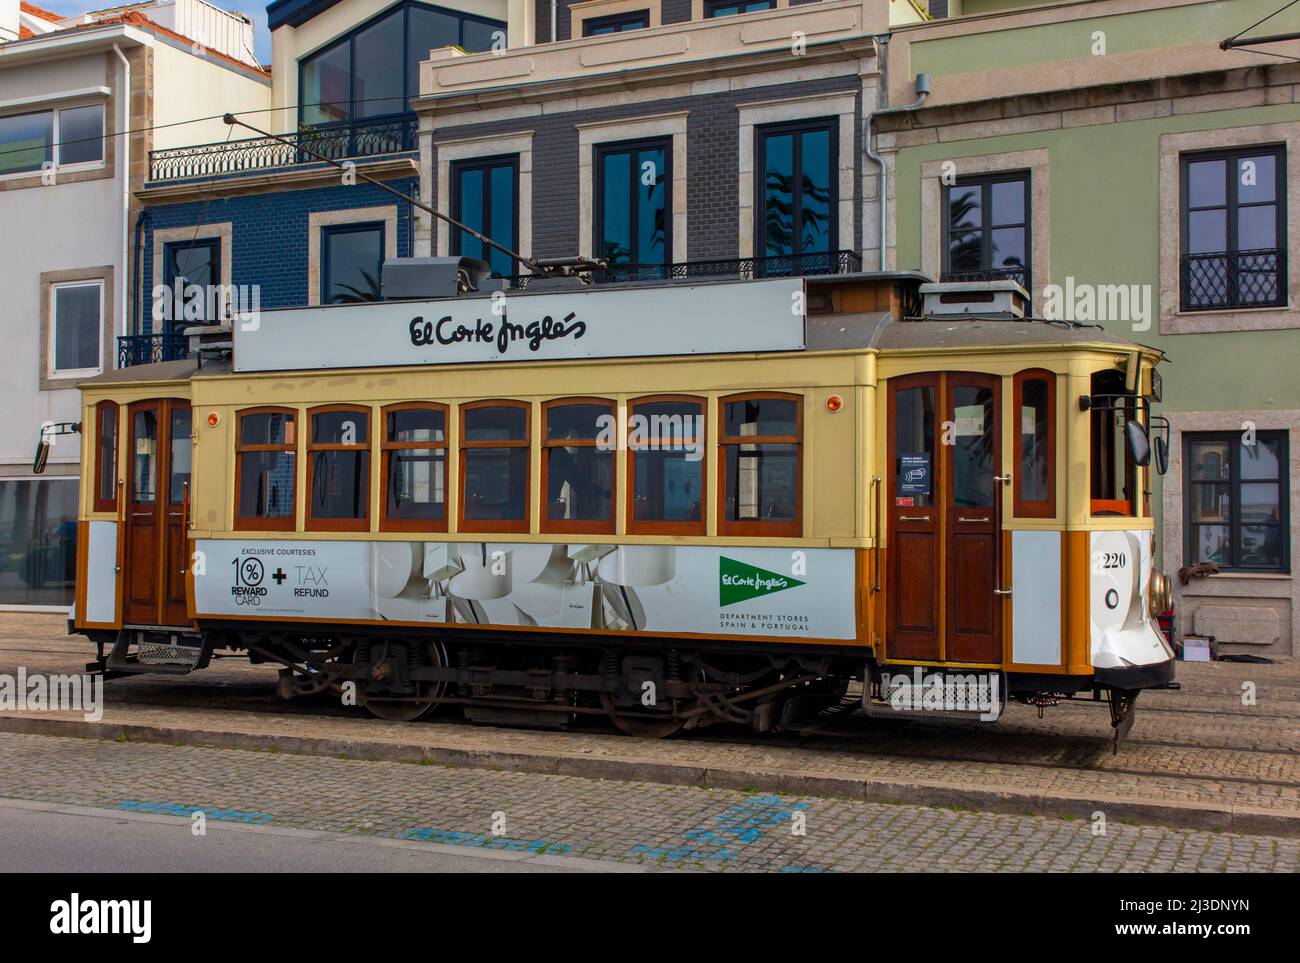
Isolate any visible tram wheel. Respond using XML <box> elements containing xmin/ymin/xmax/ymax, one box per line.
<box><xmin>598</xmin><ymin>692</ymin><xmax>688</xmax><ymax>739</ymax></box>
<box><xmin>358</xmin><ymin>640</ymin><xmax>448</xmax><ymax>723</ymax></box>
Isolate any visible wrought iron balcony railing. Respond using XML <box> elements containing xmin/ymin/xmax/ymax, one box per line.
<box><xmin>499</xmin><ymin>250</ymin><xmax>863</xmax><ymax>289</ymax></box>
<box><xmin>118</xmin><ymin>333</ymin><xmax>190</xmax><ymax>368</ymax></box>
<box><xmin>1180</xmin><ymin>248</ymin><xmax>1287</xmax><ymax>311</ymax></box>
<box><xmin>148</xmin><ymin>116</ymin><xmax>419</xmax><ymax>182</ymax></box>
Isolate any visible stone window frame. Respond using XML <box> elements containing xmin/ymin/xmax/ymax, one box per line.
<box><xmin>577</xmin><ymin>113</ymin><xmax>688</xmax><ymax>262</ymax></box>
<box><xmin>692</xmin><ymin>0</ymin><xmax>789</xmax><ymax>19</ymax></box>
<box><xmin>570</xmin><ymin>0</ymin><xmax>660</xmax><ymax>37</ymax></box>
<box><xmin>434</xmin><ymin>131</ymin><xmax>533</xmax><ymax>263</ymax></box>
<box><xmin>1161</xmin><ymin>408</ymin><xmax>1299</xmax><ymax>653</ymax></box>
<box><xmin>307</xmin><ymin>207</ymin><xmax>399</xmax><ymax>307</ymax></box>
<box><xmin>738</xmin><ymin>93</ymin><xmax>855</xmax><ymax>261</ymax></box>
<box><xmin>39</xmin><ymin>266</ymin><xmax>114</xmax><ymax>390</ymax></box>
<box><xmin>1159</xmin><ymin>122</ymin><xmax>1300</xmax><ymax>335</ymax></box>
<box><xmin>150</xmin><ymin>224</ymin><xmax>234</xmax><ymax>333</ymax></box>
<box><xmin>0</xmin><ymin>81</ymin><xmax>115</xmax><ymax>193</ymax></box>
<box><xmin>919</xmin><ymin>148</ymin><xmax>1050</xmax><ymax>303</ymax></box>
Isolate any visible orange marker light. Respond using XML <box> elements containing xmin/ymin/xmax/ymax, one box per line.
<box><xmin>207</xmin><ymin>412</ymin><xmax>220</xmax><ymax>427</ymax></box>
<box><xmin>825</xmin><ymin>395</ymin><xmax>844</xmax><ymax>413</ymax></box>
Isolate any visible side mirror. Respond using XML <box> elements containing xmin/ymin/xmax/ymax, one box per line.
<box><xmin>32</xmin><ymin>434</ymin><xmax>50</xmax><ymax>474</ymax></box>
<box><xmin>1153</xmin><ymin>435</ymin><xmax>1169</xmax><ymax>476</ymax></box>
<box><xmin>1125</xmin><ymin>420</ymin><xmax>1151</xmax><ymax>467</ymax></box>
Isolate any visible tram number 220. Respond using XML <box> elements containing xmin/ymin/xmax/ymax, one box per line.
<box><xmin>1100</xmin><ymin>552</ymin><xmax>1127</xmax><ymax>570</ymax></box>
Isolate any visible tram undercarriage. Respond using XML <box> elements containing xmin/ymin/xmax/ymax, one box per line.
<box><xmin>83</xmin><ymin>624</ymin><xmax>1161</xmax><ymax>748</ymax></box>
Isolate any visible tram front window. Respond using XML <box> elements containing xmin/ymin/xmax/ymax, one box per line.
<box><xmin>1090</xmin><ymin>368</ymin><xmax>1137</xmax><ymax>516</ymax></box>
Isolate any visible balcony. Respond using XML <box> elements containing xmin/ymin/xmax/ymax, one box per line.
<box><xmin>148</xmin><ymin>116</ymin><xmax>419</xmax><ymax>183</ymax></box>
<box><xmin>118</xmin><ymin>333</ymin><xmax>190</xmax><ymax>368</ymax></box>
<box><xmin>500</xmin><ymin>250</ymin><xmax>863</xmax><ymax>288</ymax></box>
<box><xmin>1180</xmin><ymin>249</ymin><xmax>1287</xmax><ymax>312</ymax></box>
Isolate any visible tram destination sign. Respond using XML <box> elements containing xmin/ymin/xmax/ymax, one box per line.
<box><xmin>235</xmin><ymin>278</ymin><xmax>806</xmax><ymax>372</ymax></box>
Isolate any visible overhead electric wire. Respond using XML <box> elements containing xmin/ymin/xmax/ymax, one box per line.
<box><xmin>1220</xmin><ymin>0</ymin><xmax>1300</xmax><ymax>50</ymax></box>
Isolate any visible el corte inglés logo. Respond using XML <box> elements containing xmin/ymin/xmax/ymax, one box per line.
<box><xmin>719</xmin><ymin>557</ymin><xmax>805</xmax><ymax>607</ymax></box>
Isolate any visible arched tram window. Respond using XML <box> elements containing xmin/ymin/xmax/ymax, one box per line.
<box><xmin>93</xmin><ymin>400</ymin><xmax>118</xmax><ymax>513</ymax></box>
<box><xmin>381</xmin><ymin>403</ymin><xmax>447</xmax><ymax>532</ymax></box>
<box><xmin>542</xmin><ymin>399</ymin><xmax>615</xmax><ymax>535</ymax></box>
<box><xmin>1089</xmin><ymin>369</ymin><xmax>1139</xmax><ymax>517</ymax></box>
<box><xmin>1013</xmin><ymin>369</ymin><xmax>1056</xmax><ymax>519</ymax></box>
<box><xmin>307</xmin><ymin>406</ymin><xmax>371</xmax><ymax>532</ymax></box>
<box><xmin>460</xmin><ymin>400</ymin><xmax>530</xmax><ymax>534</ymax></box>
<box><xmin>235</xmin><ymin>408</ymin><xmax>296</xmax><ymax>531</ymax></box>
<box><xmin>628</xmin><ymin>395</ymin><xmax>705</xmax><ymax>536</ymax></box>
<box><xmin>719</xmin><ymin>392</ymin><xmax>802</xmax><ymax>538</ymax></box>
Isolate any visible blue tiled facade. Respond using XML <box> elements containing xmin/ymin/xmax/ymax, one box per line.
<box><xmin>137</xmin><ymin>173</ymin><xmax>418</xmax><ymax>333</ymax></box>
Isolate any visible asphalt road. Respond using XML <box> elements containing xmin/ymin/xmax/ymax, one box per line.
<box><xmin>0</xmin><ymin>799</ymin><xmax>638</xmax><ymax>873</ymax></box>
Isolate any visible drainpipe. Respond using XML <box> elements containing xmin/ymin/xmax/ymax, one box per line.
<box><xmin>112</xmin><ymin>43</ymin><xmax>131</xmax><ymax>351</ymax></box>
<box><xmin>551</xmin><ymin>0</ymin><xmax>557</xmax><ymax>42</ymax></box>
<box><xmin>864</xmin><ymin>35</ymin><xmax>930</xmax><ymax>271</ymax></box>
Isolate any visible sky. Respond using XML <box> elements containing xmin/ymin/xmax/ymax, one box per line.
<box><xmin>40</xmin><ymin>0</ymin><xmax>274</xmax><ymax>65</ymax></box>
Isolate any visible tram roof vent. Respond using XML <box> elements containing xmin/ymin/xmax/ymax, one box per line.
<box><xmin>918</xmin><ymin>280</ymin><xmax>1029</xmax><ymax>320</ymax></box>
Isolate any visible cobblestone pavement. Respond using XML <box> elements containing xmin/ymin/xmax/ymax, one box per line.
<box><xmin>2</xmin><ymin>613</ymin><xmax>1298</xmax><ymax>831</ymax></box>
<box><xmin>0</xmin><ymin>732</ymin><xmax>1296</xmax><ymax>872</ymax></box>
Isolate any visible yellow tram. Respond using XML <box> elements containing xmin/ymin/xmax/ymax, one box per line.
<box><xmin>53</xmin><ymin>269</ymin><xmax>1175</xmax><ymax>741</ymax></box>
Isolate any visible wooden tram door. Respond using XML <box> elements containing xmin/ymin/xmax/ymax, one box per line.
<box><xmin>123</xmin><ymin>399</ymin><xmax>192</xmax><ymax>626</ymax></box>
<box><xmin>886</xmin><ymin>373</ymin><xmax>1002</xmax><ymax>664</ymax></box>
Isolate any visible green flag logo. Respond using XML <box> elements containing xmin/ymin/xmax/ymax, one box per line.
<box><xmin>719</xmin><ymin>557</ymin><xmax>804</xmax><ymax>607</ymax></box>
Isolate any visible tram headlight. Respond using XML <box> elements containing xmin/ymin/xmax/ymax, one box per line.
<box><xmin>1148</xmin><ymin>568</ymin><xmax>1172</xmax><ymax>617</ymax></box>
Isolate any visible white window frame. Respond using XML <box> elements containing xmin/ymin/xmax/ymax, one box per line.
<box><xmin>0</xmin><ymin>102</ymin><xmax>106</xmax><ymax>181</ymax></box>
<box><xmin>48</xmin><ymin>279</ymin><xmax>105</xmax><ymax>380</ymax></box>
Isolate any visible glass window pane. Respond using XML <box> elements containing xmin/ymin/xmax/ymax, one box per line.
<box><xmin>799</xmin><ymin>128</ymin><xmax>832</xmax><ymax>255</ymax></box>
<box><xmin>1191</xmin><ymin>524</ymin><xmax>1230</xmax><ymax>565</ymax></box>
<box><xmin>636</xmin><ymin>146</ymin><xmax>667</xmax><ymax>264</ymax></box>
<box><xmin>990</xmin><ymin>227</ymin><xmax>1026</xmax><ymax>269</ymax></box>
<box><xmin>1188</xmin><ymin>439</ymin><xmax>1230</xmax><ymax>480</ymax></box>
<box><xmin>97</xmin><ymin>407</ymin><xmax>117</xmax><ymax>504</ymax></box>
<box><xmin>1187</xmin><ymin>208</ymin><xmax>1227</xmax><ymax>254</ymax></box>
<box><xmin>57</xmin><ymin>105</ymin><xmax>104</xmax><ymax>165</ymax></box>
<box><xmin>1018</xmin><ymin>380</ymin><xmax>1049</xmax><ymax>504</ymax></box>
<box><xmin>547</xmin><ymin>403</ymin><xmax>609</xmax><ymax>440</ymax></box>
<box><xmin>465</xmin><ymin>405</ymin><xmax>526</xmax><ymax>441</ymax></box>
<box><xmin>1186</xmin><ymin>159</ymin><xmax>1226</xmax><ymax>207</ymax></box>
<box><xmin>239</xmin><ymin>451</ymin><xmax>295</xmax><ymax>518</ymax></box>
<box><xmin>463</xmin><ymin>448</ymin><xmax>527</xmax><ymax>519</ymax></box>
<box><xmin>1240</xmin><ymin>481</ymin><xmax>1281</xmax><ymax>524</ymax></box>
<box><xmin>0</xmin><ymin>479</ymin><xmax>79</xmax><ymax>606</ymax></box>
<box><xmin>546</xmin><ymin>448</ymin><xmax>612</xmax><ymax>521</ymax></box>
<box><xmin>1237</xmin><ymin>154</ymin><xmax>1276</xmax><ymax>204</ymax></box>
<box><xmin>462</xmin><ymin>19</ymin><xmax>503</xmax><ymax>52</ymax></box>
<box><xmin>241</xmin><ymin>411</ymin><xmax>294</xmax><ymax>447</ymax></box>
<box><xmin>633</xmin><ymin>449</ymin><xmax>701</xmax><ymax>522</ymax></box>
<box><xmin>323</xmin><ymin>225</ymin><xmax>383</xmax><ymax>304</ymax></box>
<box><xmin>761</xmin><ymin>132</ymin><xmax>794</xmax><ymax>257</ymax></box>
<box><xmin>301</xmin><ymin>42</ymin><xmax>351</xmax><ymax>125</ymax></box>
<box><xmin>353</xmin><ymin>11</ymin><xmax>405</xmax><ymax>118</ymax></box>
<box><xmin>0</xmin><ymin>110</ymin><xmax>52</xmax><ymax>175</ymax></box>
<box><xmin>1188</xmin><ymin>482</ymin><xmax>1230</xmax><ymax>522</ymax></box>
<box><xmin>725</xmin><ymin>397</ymin><xmax>797</xmax><ymax>437</ymax></box>
<box><xmin>488</xmin><ymin>163</ymin><xmax>515</xmax><ymax>276</ymax></box>
<box><xmin>601</xmin><ymin>150</ymin><xmax>632</xmax><ymax>263</ymax></box>
<box><xmin>725</xmin><ymin>443</ymin><xmax>797</xmax><ymax>521</ymax></box>
<box><xmin>1239</xmin><ymin>525</ymin><xmax>1283</xmax><ymax>569</ymax></box>
<box><xmin>952</xmin><ymin>386</ymin><xmax>995</xmax><ymax>508</ymax></box>
<box><xmin>990</xmin><ymin>178</ymin><xmax>1024</xmax><ymax>225</ymax></box>
<box><xmin>132</xmin><ymin>410</ymin><xmax>158</xmax><ymax>504</ymax></box>
<box><xmin>387</xmin><ymin>407</ymin><xmax>444</xmax><ymax>444</ymax></box>
<box><xmin>1240</xmin><ymin>438</ymin><xmax>1281</xmax><ymax>480</ymax></box>
<box><xmin>1238</xmin><ymin>204</ymin><xmax>1277</xmax><ymax>250</ymax></box>
<box><xmin>630</xmin><ymin>401</ymin><xmax>702</xmax><ymax>446</ymax></box>
<box><xmin>169</xmin><ymin>408</ymin><xmax>191</xmax><ymax>504</ymax></box>
<box><xmin>456</xmin><ymin>166</ymin><xmax>485</xmax><ymax>261</ymax></box>
<box><xmin>388</xmin><ymin>448</ymin><xmax>445</xmax><ymax>520</ymax></box>
<box><xmin>894</xmin><ymin>385</ymin><xmax>935</xmax><ymax>508</ymax></box>
<box><xmin>311</xmin><ymin>450</ymin><xmax>369</xmax><ymax>519</ymax></box>
<box><xmin>313</xmin><ymin>409</ymin><xmax>368</xmax><ymax>445</ymax></box>
<box><xmin>53</xmin><ymin>284</ymin><xmax>101</xmax><ymax>372</ymax></box>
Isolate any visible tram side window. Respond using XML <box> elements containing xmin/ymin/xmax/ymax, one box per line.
<box><xmin>1089</xmin><ymin>369</ymin><xmax>1137</xmax><ymax>516</ymax></box>
<box><xmin>461</xmin><ymin>401</ymin><xmax>530</xmax><ymax>533</ymax></box>
<box><xmin>93</xmin><ymin>401</ymin><xmax>118</xmax><ymax>512</ymax></box>
<box><xmin>1014</xmin><ymin>370</ymin><xmax>1055</xmax><ymax>517</ymax></box>
<box><xmin>381</xmin><ymin>404</ymin><xmax>447</xmax><ymax>531</ymax></box>
<box><xmin>719</xmin><ymin>393</ymin><xmax>801</xmax><ymax>537</ymax></box>
<box><xmin>236</xmin><ymin>409</ymin><xmax>296</xmax><ymax>530</ymax></box>
<box><xmin>629</xmin><ymin>396</ymin><xmax>704</xmax><ymax>534</ymax></box>
<box><xmin>543</xmin><ymin>399</ymin><xmax>614</xmax><ymax>534</ymax></box>
<box><xmin>307</xmin><ymin>407</ymin><xmax>370</xmax><ymax>531</ymax></box>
